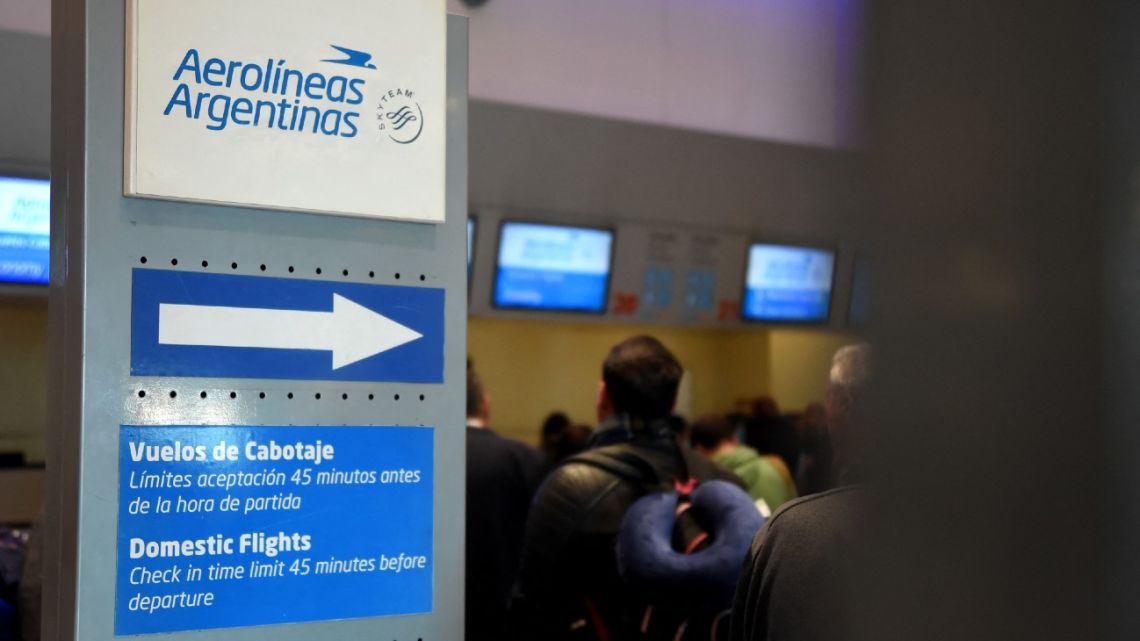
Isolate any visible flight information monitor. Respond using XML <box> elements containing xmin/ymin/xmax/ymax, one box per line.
<box><xmin>0</xmin><ymin>176</ymin><xmax>50</xmax><ymax>286</ymax></box>
<box><xmin>742</xmin><ymin>243</ymin><xmax>835</xmax><ymax>322</ymax></box>
<box><xmin>493</xmin><ymin>222</ymin><xmax>613</xmax><ymax>313</ymax></box>
<box><xmin>467</xmin><ymin>217</ymin><xmax>475</xmax><ymax>274</ymax></box>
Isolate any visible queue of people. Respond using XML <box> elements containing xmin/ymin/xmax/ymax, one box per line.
<box><xmin>466</xmin><ymin>336</ymin><xmax>870</xmax><ymax>641</ymax></box>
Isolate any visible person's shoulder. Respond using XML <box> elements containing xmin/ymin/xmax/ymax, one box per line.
<box><xmin>539</xmin><ymin>445</ymin><xmax>645</xmax><ymax>495</ymax></box>
<box><xmin>763</xmin><ymin>485</ymin><xmax>861</xmax><ymax>535</ymax></box>
<box><xmin>468</xmin><ymin>428</ymin><xmax>543</xmax><ymax>470</ymax></box>
<box><xmin>469</xmin><ymin>426</ymin><xmax>533</xmax><ymax>452</ymax></box>
<box><xmin>551</xmin><ymin>446</ymin><xmax>633</xmax><ymax>483</ymax></box>
<box><xmin>495</xmin><ymin>430</ymin><xmax>540</xmax><ymax>456</ymax></box>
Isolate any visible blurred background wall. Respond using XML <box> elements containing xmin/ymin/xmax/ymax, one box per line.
<box><xmin>854</xmin><ymin>1</ymin><xmax>1125</xmax><ymax>640</ymax></box>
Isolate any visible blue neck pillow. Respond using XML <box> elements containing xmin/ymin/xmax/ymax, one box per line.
<box><xmin>616</xmin><ymin>480</ymin><xmax>765</xmax><ymax>606</ymax></box>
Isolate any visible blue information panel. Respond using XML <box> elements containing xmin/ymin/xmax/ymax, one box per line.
<box><xmin>131</xmin><ymin>269</ymin><xmax>445</xmax><ymax>382</ymax></box>
<box><xmin>115</xmin><ymin>425</ymin><xmax>434</xmax><ymax>636</ymax></box>
<box><xmin>493</xmin><ymin>222</ymin><xmax>613</xmax><ymax>313</ymax></box>
<box><xmin>741</xmin><ymin>244</ymin><xmax>835</xmax><ymax>323</ymax></box>
<box><xmin>0</xmin><ymin>176</ymin><xmax>50</xmax><ymax>286</ymax></box>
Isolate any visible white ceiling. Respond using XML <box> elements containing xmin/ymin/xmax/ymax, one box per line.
<box><xmin>2</xmin><ymin>0</ymin><xmax>861</xmax><ymax>148</ymax></box>
<box><xmin>0</xmin><ymin>0</ymin><xmax>49</xmax><ymax>35</ymax></box>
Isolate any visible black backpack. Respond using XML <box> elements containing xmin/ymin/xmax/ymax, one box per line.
<box><xmin>566</xmin><ymin>445</ymin><xmax>749</xmax><ymax>641</ymax></box>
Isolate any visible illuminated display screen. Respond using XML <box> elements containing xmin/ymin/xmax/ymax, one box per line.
<box><xmin>0</xmin><ymin>176</ymin><xmax>50</xmax><ymax>286</ymax></box>
<box><xmin>467</xmin><ymin>217</ymin><xmax>474</xmax><ymax>274</ymax></box>
<box><xmin>493</xmin><ymin>222</ymin><xmax>613</xmax><ymax>313</ymax></box>
<box><xmin>742</xmin><ymin>243</ymin><xmax>834</xmax><ymax>322</ymax></box>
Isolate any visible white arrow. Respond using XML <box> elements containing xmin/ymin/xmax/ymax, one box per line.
<box><xmin>158</xmin><ymin>294</ymin><xmax>423</xmax><ymax>369</ymax></box>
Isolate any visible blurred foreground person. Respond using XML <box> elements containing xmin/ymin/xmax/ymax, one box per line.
<box><xmin>729</xmin><ymin>344</ymin><xmax>871</xmax><ymax>641</ymax></box>
<box><xmin>690</xmin><ymin>414</ymin><xmax>798</xmax><ymax>515</ymax></box>
<box><xmin>466</xmin><ymin>361</ymin><xmax>544</xmax><ymax>641</ymax></box>
<box><xmin>509</xmin><ymin>336</ymin><xmax>746</xmax><ymax>640</ymax></box>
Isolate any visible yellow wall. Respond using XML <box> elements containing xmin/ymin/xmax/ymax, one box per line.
<box><xmin>0</xmin><ymin>300</ymin><xmax>48</xmax><ymax>463</ymax></box>
<box><xmin>468</xmin><ymin>317</ymin><xmax>853</xmax><ymax>444</ymax></box>
<box><xmin>468</xmin><ymin>318</ymin><xmax>768</xmax><ymax>443</ymax></box>
<box><xmin>768</xmin><ymin>329</ymin><xmax>855</xmax><ymax>412</ymax></box>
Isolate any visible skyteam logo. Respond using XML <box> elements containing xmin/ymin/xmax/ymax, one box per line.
<box><xmin>376</xmin><ymin>88</ymin><xmax>425</xmax><ymax>145</ymax></box>
<box><xmin>162</xmin><ymin>45</ymin><xmax>387</xmax><ymax>139</ymax></box>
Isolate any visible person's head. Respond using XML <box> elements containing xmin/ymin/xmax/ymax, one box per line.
<box><xmin>539</xmin><ymin>411</ymin><xmax>572</xmax><ymax>454</ymax></box>
<box><xmin>466</xmin><ymin>359</ymin><xmax>490</xmax><ymax>423</ymax></box>
<box><xmin>597</xmin><ymin>335</ymin><xmax>683</xmax><ymax>423</ymax></box>
<box><xmin>541</xmin><ymin>412</ymin><xmax>572</xmax><ymax>439</ymax></box>
<box><xmin>751</xmin><ymin>396</ymin><xmax>781</xmax><ymax>420</ymax></box>
<box><xmin>689</xmin><ymin>414</ymin><xmax>739</xmax><ymax>457</ymax></box>
<box><xmin>544</xmin><ymin>423</ymin><xmax>595</xmax><ymax>464</ymax></box>
<box><xmin>801</xmin><ymin>402</ymin><xmax>826</xmax><ymax>428</ymax></box>
<box><xmin>825</xmin><ymin>343</ymin><xmax>872</xmax><ymax>453</ymax></box>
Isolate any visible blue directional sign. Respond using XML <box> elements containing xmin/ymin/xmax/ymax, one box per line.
<box><xmin>115</xmin><ymin>424</ymin><xmax>434</xmax><ymax>635</ymax></box>
<box><xmin>131</xmin><ymin>268</ymin><xmax>445</xmax><ymax>382</ymax></box>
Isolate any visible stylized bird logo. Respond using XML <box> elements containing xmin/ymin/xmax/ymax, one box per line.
<box><xmin>322</xmin><ymin>45</ymin><xmax>377</xmax><ymax>70</ymax></box>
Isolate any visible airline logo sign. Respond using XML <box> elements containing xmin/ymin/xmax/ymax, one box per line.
<box><xmin>125</xmin><ymin>0</ymin><xmax>446</xmax><ymax>223</ymax></box>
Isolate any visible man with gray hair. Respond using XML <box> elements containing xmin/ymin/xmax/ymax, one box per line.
<box><xmin>728</xmin><ymin>344</ymin><xmax>871</xmax><ymax>641</ymax></box>
<box><xmin>826</xmin><ymin>343</ymin><xmax>871</xmax><ymax>486</ymax></box>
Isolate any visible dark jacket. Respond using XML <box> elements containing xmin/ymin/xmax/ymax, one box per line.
<box><xmin>508</xmin><ymin>417</ymin><xmax>745</xmax><ymax>640</ymax></box>
<box><xmin>728</xmin><ymin>486</ymin><xmax>863</xmax><ymax>641</ymax></box>
<box><xmin>466</xmin><ymin>426</ymin><xmax>544</xmax><ymax>641</ymax></box>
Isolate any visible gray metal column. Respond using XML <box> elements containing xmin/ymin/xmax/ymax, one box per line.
<box><xmin>47</xmin><ymin>4</ymin><xmax>467</xmax><ymax>640</ymax></box>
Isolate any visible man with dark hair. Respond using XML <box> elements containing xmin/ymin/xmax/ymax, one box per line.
<box><xmin>465</xmin><ymin>360</ymin><xmax>544</xmax><ymax>641</ymax></box>
<box><xmin>690</xmin><ymin>414</ymin><xmax>798</xmax><ymax>515</ymax></box>
<box><xmin>509</xmin><ymin>335</ymin><xmax>744</xmax><ymax>639</ymax></box>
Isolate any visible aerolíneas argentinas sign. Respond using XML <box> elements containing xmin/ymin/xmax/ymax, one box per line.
<box><xmin>125</xmin><ymin>0</ymin><xmax>446</xmax><ymax>222</ymax></box>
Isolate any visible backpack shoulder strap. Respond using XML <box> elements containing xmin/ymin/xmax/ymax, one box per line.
<box><xmin>567</xmin><ymin>446</ymin><xmax>666</xmax><ymax>493</ymax></box>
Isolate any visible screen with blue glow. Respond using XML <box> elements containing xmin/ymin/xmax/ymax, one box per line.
<box><xmin>467</xmin><ymin>217</ymin><xmax>474</xmax><ymax>275</ymax></box>
<box><xmin>742</xmin><ymin>244</ymin><xmax>835</xmax><ymax>322</ymax></box>
<box><xmin>493</xmin><ymin>222</ymin><xmax>613</xmax><ymax>313</ymax></box>
<box><xmin>0</xmin><ymin>176</ymin><xmax>50</xmax><ymax>285</ymax></box>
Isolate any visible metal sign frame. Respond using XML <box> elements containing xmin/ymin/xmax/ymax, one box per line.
<box><xmin>47</xmin><ymin>4</ymin><xmax>468</xmax><ymax>640</ymax></box>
